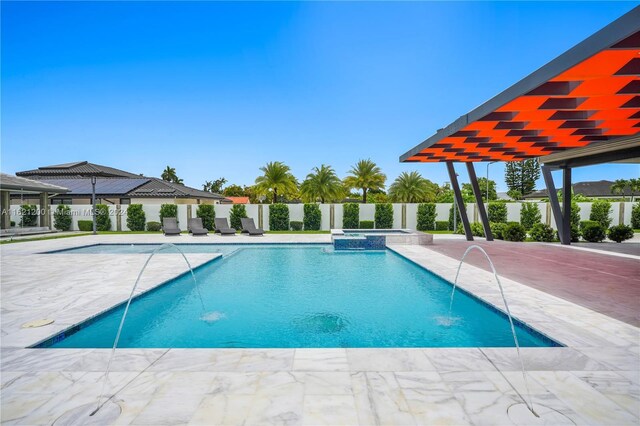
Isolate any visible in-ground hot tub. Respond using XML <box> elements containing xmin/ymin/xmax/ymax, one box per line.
<box><xmin>331</xmin><ymin>229</ymin><xmax>432</xmax><ymax>250</ymax></box>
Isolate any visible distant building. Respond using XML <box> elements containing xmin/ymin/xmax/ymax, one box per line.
<box><xmin>221</xmin><ymin>196</ymin><xmax>250</xmax><ymax>204</ymax></box>
<box><xmin>14</xmin><ymin>161</ymin><xmax>229</xmax><ymax>205</ymax></box>
<box><xmin>524</xmin><ymin>180</ymin><xmax>632</xmax><ymax>200</ymax></box>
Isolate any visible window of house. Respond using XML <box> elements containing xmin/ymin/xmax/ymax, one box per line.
<box><xmin>120</xmin><ymin>198</ymin><xmax>131</xmax><ymax>205</ymax></box>
<box><xmin>51</xmin><ymin>198</ymin><xmax>72</xmax><ymax>205</ymax></box>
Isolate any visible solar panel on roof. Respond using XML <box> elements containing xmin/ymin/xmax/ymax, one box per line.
<box><xmin>37</xmin><ymin>178</ymin><xmax>149</xmax><ymax>195</ymax></box>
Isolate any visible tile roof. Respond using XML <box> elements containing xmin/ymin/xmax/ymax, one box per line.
<box><xmin>0</xmin><ymin>173</ymin><xmax>69</xmax><ymax>193</ymax></box>
<box><xmin>524</xmin><ymin>180</ymin><xmax>632</xmax><ymax>198</ymax></box>
<box><xmin>17</xmin><ymin>161</ymin><xmax>142</xmax><ymax>178</ymax></box>
<box><xmin>35</xmin><ymin>178</ymin><xmax>150</xmax><ymax>196</ymax></box>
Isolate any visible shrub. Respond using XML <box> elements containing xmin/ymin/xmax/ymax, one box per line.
<box><xmin>631</xmin><ymin>202</ymin><xmax>640</xmax><ymax>229</ymax></box>
<box><xmin>269</xmin><ymin>203</ymin><xmax>289</xmax><ymax>231</ymax></box>
<box><xmin>10</xmin><ymin>221</ymin><xmax>15</xmax><ymax>227</ymax></box>
<box><xmin>343</xmin><ymin>203</ymin><xmax>359</xmax><ymax>229</ymax></box>
<box><xmin>95</xmin><ymin>204</ymin><xmax>111</xmax><ymax>231</ymax></box>
<box><xmin>589</xmin><ymin>200</ymin><xmax>612</xmax><ymax>229</ymax></box>
<box><xmin>416</xmin><ymin>203</ymin><xmax>436</xmax><ymax>231</ymax></box>
<box><xmin>159</xmin><ymin>204</ymin><xmax>178</xmax><ymax>224</ymax></box>
<box><xmin>19</xmin><ymin>204</ymin><xmax>38</xmax><ymax>227</ymax></box>
<box><xmin>53</xmin><ymin>205</ymin><xmax>72</xmax><ymax>231</ymax></box>
<box><xmin>503</xmin><ymin>223</ymin><xmax>526</xmax><ymax>242</ymax></box>
<box><xmin>359</xmin><ymin>220</ymin><xmax>374</xmax><ymax>229</ymax></box>
<box><xmin>290</xmin><ymin>221</ymin><xmax>303</xmax><ymax>231</ymax></box>
<box><xmin>126</xmin><ymin>204</ymin><xmax>146</xmax><ymax>231</ymax></box>
<box><xmin>488</xmin><ymin>202</ymin><xmax>508</xmax><ymax>223</ymax></box>
<box><xmin>229</xmin><ymin>204</ymin><xmax>248</xmax><ymax>230</ymax></box>
<box><xmin>375</xmin><ymin>203</ymin><xmax>393</xmax><ymax>229</ymax></box>
<box><xmin>448</xmin><ymin>203</ymin><xmax>465</xmax><ymax>231</ymax></box>
<box><xmin>435</xmin><ymin>221</ymin><xmax>449</xmax><ymax>231</ymax></box>
<box><xmin>146</xmin><ymin>221</ymin><xmax>162</xmax><ymax>232</ymax></box>
<box><xmin>455</xmin><ymin>225</ymin><xmax>466</xmax><ymax>234</ymax></box>
<box><xmin>571</xmin><ymin>224</ymin><xmax>582</xmax><ymax>243</ymax></box>
<box><xmin>580</xmin><ymin>220</ymin><xmax>598</xmax><ymax>230</ymax></box>
<box><xmin>490</xmin><ymin>222</ymin><xmax>506</xmax><ymax>240</ymax></box>
<box><xmin>608</xmin><ymin>225</ymin><xmax>634</xmax><ymax>243</ymax></box>
<box><xmin>470</xmin><ymin>222</ymin><xmax>484</xmax><ymax>237</ymax></box>
<box><xmin>196</xmin><ymin>204</ymin><xmax>216</xmax><ymax>231</ymax></box>
<box><xmin>303</xmin><ymin>204</ymin><xmax>321</xmax><ymax>231</ymax></box>
<box><xmin>530</xmin><ymin>223</ymin><xmax>555</xmax><ymax>242</ymax></box>
<box><xmin>582</xmin><ymin>223</ymin><xmax>606</xmax><ymax>242</ymax></box>
<box><xmin>78</xmin><ymin>220</ymin><xmax>93</xmax><ymax>232</ymax></box>
<box><xmin>520</xmin><ymin>203</ymin><xmax>541</xmax><ymax>230</ymax></box>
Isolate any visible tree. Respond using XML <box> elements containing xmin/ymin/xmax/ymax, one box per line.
<box><xmin>203</xmin><ymin>178</ymin><xmax>227</xmax><ymax>194</ymax></box>
<box><xmin>630</xmin><ymin>178</ymin><xmax>640</xmax><ymax>202</ymax></box>
<box><xmin>388</xmin><ymin>171</ymin><xmax>436</xmax><ymax>203</ymax></box>
<box><xmin>504</xmin><ymin>159</ymin><xmax>540</xmax><ymax>199</ymax></box>
<box><xmin>461</xmin><ymin>178</ymin><xmax>497</xmax><ymax>201</ymax></box>
<box><xmin>343</xmin><ymin>159</ymin><xmax>386</xmax><ymax>203</ymax></box>
<box><xmin>300</xmin><ymin>164</ymin><xmax>344</xmax><ymax>203</ymax></box>
<box><xmin>223</xmin><ymin>184</ymin><xmax>246</xmax><ymax>197</ymax></box>
<box><xmin>254</xmin><ymin>161</ymin><xmax>299</xmax><ymax>204</ymax></box>
<box><xmin>161</xmin><ymin>166</ymin><xmax>183</xmax><ymax>184</ymax></box>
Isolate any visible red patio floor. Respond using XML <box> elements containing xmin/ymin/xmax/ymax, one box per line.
<box><xmin>425</xmin><ymin>239</ymin><xmax>640</xmax><ymax>327</ymax></box>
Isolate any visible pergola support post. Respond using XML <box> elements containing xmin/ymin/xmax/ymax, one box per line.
<box><xmin>446</xmin><ymin>162</ymin><xmax>473</xmax><ymax>241</ymax></box>
<box><xmin>0</xmin><ymin>190</ymin><xmax>10</xmax><ymax>230</ymax></box>
<box><xmin>466</xmin><ymin>163</ymin><xmax>493</xmax><ymax>241</ymax></box>
<box><xmin>562</xmin><ymin>167</ymin><xmax>572</xmax><ymax>245</ymax></box>
<box><xmin>542</xmin><ymin>165</ymin><xmax>569</xmax><ymax>245</ymax></box>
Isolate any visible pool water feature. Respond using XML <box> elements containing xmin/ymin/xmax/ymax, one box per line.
<box><xmin>37</xmin><ymin>245</ymin><xmax>560</xmax><ymax>348</ymax></box>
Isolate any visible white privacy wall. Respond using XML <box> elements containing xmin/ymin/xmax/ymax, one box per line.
<box><xmin>25</xmin><ymin>201</ymin><xmax>637</xmax><ymax>231</ymax></box>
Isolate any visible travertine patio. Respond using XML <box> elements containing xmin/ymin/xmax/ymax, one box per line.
<box><xmin>1</xmin><ymin>234</ymin><xmax>638</xmax><ymax>425</ymax></box>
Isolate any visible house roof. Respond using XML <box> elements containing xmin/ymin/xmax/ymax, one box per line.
<box><xmin>400</xmin><ymin>7</ymin><xmax>640</xmax><ymax>163</ymax></box>
<box><xmin>0</xmin><ymin>173</ymin><xmax>69</xmax><ymax>193</ymax></box>
<box><xmin>16</xmin><ymin>161</ymin><xmax>227</xmax><ymax>200</ymax></box>
<box><xmin>17</xmin><ymin>161</ymin><xmax>142</xmax><ymax>178</ymax></box>
<box><xmin>524</xmin><ymin>180</ymin><xmax>631</xmax><ymax>198</ymax></box>
<box><xmin>221</xmin><ymin>196</ymin><xmax>250</xmax><ymax>204</ymax></box>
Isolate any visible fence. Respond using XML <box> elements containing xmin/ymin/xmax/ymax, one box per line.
<box><xmin>6</xmin><ymin>201</ymin><xmax>638</xmax><ymax>231</ymax></box>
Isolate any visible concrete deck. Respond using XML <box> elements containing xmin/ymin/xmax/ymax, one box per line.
<box><xmin>1</xmin><ymin>234</ymin><xmax>638</xmax><ymax>425</ymax></box>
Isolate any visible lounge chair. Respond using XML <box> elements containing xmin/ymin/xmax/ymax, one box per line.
<box><xmin>188</xmin><ymin>218</ymin><xmax>208</xmax><ymax>236</ymax></box>
<box><xmin>162</xmin><ymin>218</ymin><xmax>181</xmax><ymax>236</ymax></box>
<box><xmin>241</xmin><ymin>218</ymin><xmax>264</xmax><ymax>236</ymax></box>
<box><xmin>214</xmin><ymin>218</ymin><xmax>236</xmax><ymax>235</ymax></box>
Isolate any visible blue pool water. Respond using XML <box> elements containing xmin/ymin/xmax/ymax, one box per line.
<box><xmin>39</xmin><ymin>244</ymin><xmax>559</xmax><ymax>348</ymax></box>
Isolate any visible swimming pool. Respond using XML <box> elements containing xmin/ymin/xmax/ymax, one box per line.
<box><xmin>37</xmin><ymin>244</ymin><xmax>560</xmax><ymax>348</ymax></box>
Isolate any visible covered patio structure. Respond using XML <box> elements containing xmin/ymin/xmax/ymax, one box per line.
<box><xmin>400</xmin><ymin>6</ymin><xmax>640</xmax><ymax>244</ymax></box>
<box><xmin>0</xmin><ymin>173</ymin><xmax>69</xmax><ymax>234</ymax></box>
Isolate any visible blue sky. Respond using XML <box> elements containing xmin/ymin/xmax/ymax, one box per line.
<box><xmin>2</xmin><ymin>1</ymin><xmax>638</xmax><ymax>193</ymax></box>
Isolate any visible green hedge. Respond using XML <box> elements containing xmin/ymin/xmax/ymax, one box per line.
<box><xmin>503</xmin><ymin>223</ymin><xmax>526</xmax><ymax>242</ymax></box>
<box><xmin>53</xmin><ymin>205</ymin><xmax>72</xmax><ymax>231</ymax></box>
<box><xmin>435</xmin><ymin>221</ymin><xmax>449</xmax><ymax>231</ymax></box>
<box><xmin>290</xmin><ymin>221</ymin><xmax>303</xmax><ymax>231</ymax></box>
<box><xmin>520</xmin><ymin>203</ymin><xmax>541</xmax><ymax>230</ymax></box>
<box><xmin>78</xmin><ymin>220</ymin><xmax>93</xmax><ymax>232</ymax></box>
<box><xmin>589</xmin><ymin>200</ymin><xmax>612</xmax><ymax>229</ymax></box>
<box><xmin>146</xmin><ymin>221</ymin><xmax>161</xmax><ymax>232</ymax></box>
<box><xmin>490</xmin><ymin>222</ymin><xmax>506</xmax><ymax>240</ymax></box>
<box><xmin>470</xmin><ymin>223</ymin><xmax>484</xmax><ymax>237</ymax></box>
<box><xmin>448</xmin><ymin>203</ymin><xmax>465</xmax><ymax>231</ymax></box>
<box><xmin>269</xmin><ymin>203</ymin><xmax>289</xmax><ymax>231</ymax></box>
<box><xmin>19</xmin><ymin>204</ymin><xmax>38</xmax><ymax>227</ymax></box>
<box><xmin>196</xmin><ymin>204</ymin><xmax>216</xmax><ymax>231</ymax></box>
<box><xmin>417</xmin><ymin>203</ymin><xmax>436</xmax><ymax>231</ymax></box>
<box><xmin>359</xmin><ymin>220</ymin><xmax>374</xmax><ymax>229</ymax></box>
<box><xmin>488</xmin><ymin>202</ymin><xmax>508</xmax><ymax>223</ymax></box>
<box><xmin>159</xmin><ymin>204</ymin><xmax>178</xmax><ymax>224</ymax></box>
<box><xmin>608</xmin><ymin>225</ymin><xmax>633</xmax><ymax>243</ymax></box>
<box><xmin>530</xmin><ymin>223</ymin><xmax>555</xmax><ymax>242</ymax></box>
<box><xmin>580</xmin><ymin>220</ymin><xmax>598</xmax><ymax>230</ymax></box>
<box><xmin>582</xmin><ymin>223</ymin><xmax>606</xmax><ymax>242</ymax></box>
<box><xmin>229</xmin><ymin>204</ymin><xmax>248</xmax><ymax>230</ymax></box>
<box><xmin>95</xmin><ymin>204</ymin><xmax>111</xmax><ymax>231</ymax></box>
<box><xmin>303</xmin><ymin>204</ymin><xmax>321</xmax><ymax>231</ymax></box>
<box><xmin>375</xmin><ymin>203</ymin><xmax>393</xmax><ymax>229</ymax></box>
<box><xmin>126</xmin><ymin>204</ymin><xmax>146</xmax><ymax>231</ymax></box>
<box><xmin>631</xmin><ymin>202</ymin><xmax>640</xmax><ymax>229</ymax></box>
<box><xmin>343</xmin><ymin>203</ymin><xmax>359</xmax><ymax>229</ymax></box>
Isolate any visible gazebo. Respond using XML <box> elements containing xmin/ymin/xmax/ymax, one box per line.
<box><xmin>400</xmin><ymin>6</ymin><xmax>640</xmax><ymax>244</ymax></box>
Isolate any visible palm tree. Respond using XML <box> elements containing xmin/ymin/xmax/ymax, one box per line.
<box><xmin>343</xmin><ymin>159</ymin><xmax>386</xmax><ymax>203</ymax></box>
<box><xmin>300</xmin><ymin>165</ymin><xmax>344</xmax><ymax>203</ymax></box>
<box><xmin>255</xmin><ymin>161</ymin><xmax>299</xmax><ymax>204</ymax></box>
<box><xmin>161</xmin><ymin>166</ymin><xmax>183</xmax><ymax>184</ymax></box>
<box><xmin>611</xmin><ymin>179</ymin><xmax>629</xmax><ymax>201</ymax></box>
<box><xmin>388</xmin><ymin>171</ymin><xmax>435</xmax><ymax>203</ymax></box>
<box><xmin>629</xmin><ymin>178</ymin><xmax>640</xmax><ymax>202</ymax></box>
